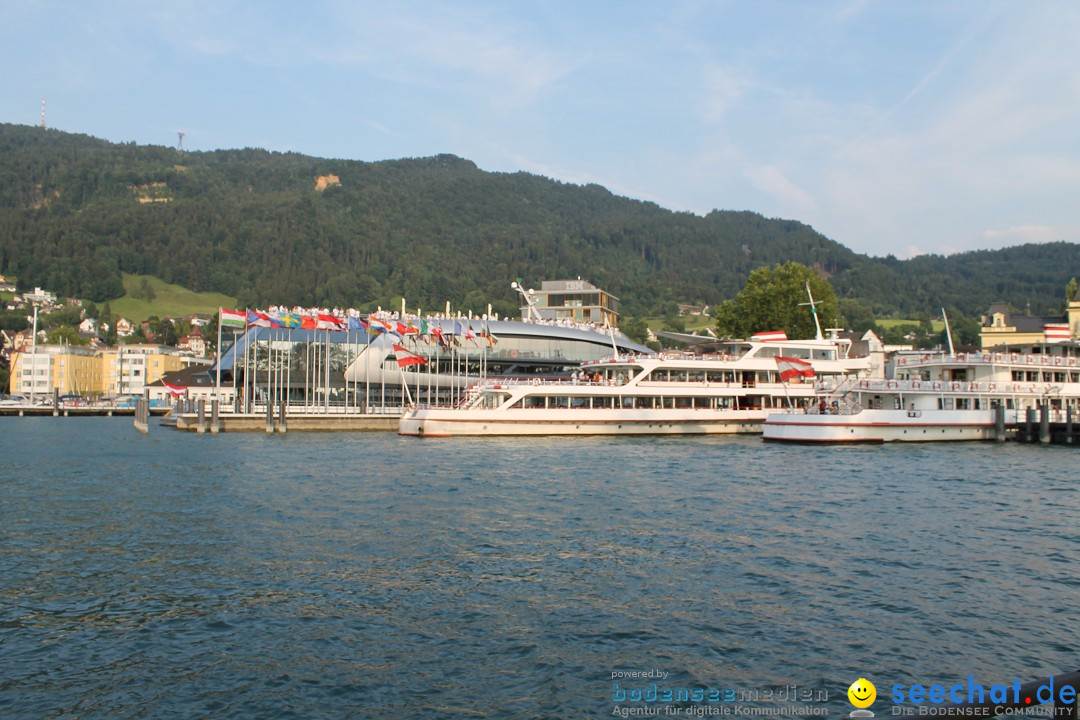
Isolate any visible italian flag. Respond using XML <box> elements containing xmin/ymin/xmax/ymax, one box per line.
<box><xmin>220</xmin><ymin>308</ymin><xmax>247</xmax><ymax>329</ymax></box>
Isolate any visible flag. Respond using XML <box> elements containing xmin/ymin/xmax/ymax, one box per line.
<box><xmin>348</xmin><ymin>316</ymin><xmax>367</xmax><ymax>332</ymax></box>
<box><xmin>367</xmin><ymin>316</ymin><xmax>394</xmax><ymax>335</ymax></box>
<box><xmin>162</xmin><ymin>381</ymin><xmax>187</xmax><ymax>397</ymax></box>
<box><xmin>482</xmin><ymin>317</ymin><xmax>498</xmax><ymax>347</ymax></box>
<box><xmin>318</xmin><ymin>314</ymin><xmax>344</xmax><ymax>330</ymax></box>
<box><xmin>393</xmin><ymin>343</ymin><xmax>428</xmax><ymax>367</ymax></box>
<box><xmin>279</xmin><ymin>312</ymin><xmax>302</xmax><ymax>329</ymax></box>
<box><xmin>220</xmin><ymin>308</ymin><xmax>246</xmax><ymax>329</ymax></box>
<box><xmin>301</xmin><ymin>315</ymin><xmax>317</xmax><ymax>330</ymax></box>
<box><xmin>774</xmin><ymin>356</ymin><xmax>815</xmax><ymax>382</ymax></box>
<box><xmin>751</xmin><ymin>330</ymin><xmax>788</xmax><ymax>342</ymax></box>
<box><xmin>247</xmin><ymin>310</ymin><xmax>279</xmax><ymax>328</ymax></box>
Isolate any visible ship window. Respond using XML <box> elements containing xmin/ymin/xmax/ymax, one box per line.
<box><xmin>694</xmin><ymin>397</ymin><xmax>711</xmax><ymax>409</ymax></box>
<box><xmin>687</xmin><ymin>370</ymin><xmax>706</xmax><ymax>382</ymax></box>
<box><xmin>548</xmin><ymin>396</ymin><xmax>569</xmax><ymax>408</ymax></box>
<box><xmin>621</xmin><ymin>396</ymin><xmax>634</xmax><ymax>408</ymax></box>
<box><xmin>592</xmin><ymin>396</ymin><xmax>614</xmax><ymax>408</ymax></box>
<box><xmin>659</xmin><ymin>397</ymin><xmax>673</xmax><ymax>408</ymax></box>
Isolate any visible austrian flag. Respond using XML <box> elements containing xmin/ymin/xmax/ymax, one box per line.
<box><xmin>393</xmin><ymin>344</ymin><xmax>428</xmax><ymax>368</ymax></box>
<box><xmin>774</xmin><ymin>356</ymin><xmax>815</xmax><ymax>382</ymax></box>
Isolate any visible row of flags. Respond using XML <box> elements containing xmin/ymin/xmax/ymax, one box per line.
<box><xmin>219</xmin><ymin>307</ymin><xmax>499</xmax><ymax>350</ymax></box>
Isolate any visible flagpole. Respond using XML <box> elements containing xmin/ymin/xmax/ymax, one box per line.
<box><xmin>216</xmin><ymin>307</ymin><xmax>223</xmax><ymax>396</ymax></box>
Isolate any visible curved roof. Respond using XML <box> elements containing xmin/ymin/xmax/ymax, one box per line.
<box><xmin>214</xmin><ymin>319</ymin><xmax>652</xmax><ymax>372</ymax></box>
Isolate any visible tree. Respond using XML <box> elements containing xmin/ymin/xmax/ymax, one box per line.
<box><xmin>713</xmin><ymin>262</ymin><xmax>839</xmax><ymax>339</ymax></box>
<box><xmin>1067</xmin><ymin>277</ymin><xmax>1078</xmax><ymax>308</ymax></box>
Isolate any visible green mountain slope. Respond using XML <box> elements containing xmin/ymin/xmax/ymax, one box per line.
<box><xmin>0</xmin><ymin>122</ymin><xmax>1076</xmax><ymax>319</ymax></box>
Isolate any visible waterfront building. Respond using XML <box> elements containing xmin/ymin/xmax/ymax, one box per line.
<box><xmin>100</xmin><ymin>345</ymin><xmax>188</xmax><ymax>396</ymax></box>
<box><xmin>212</xmin><ymin>318</ymin><xmax>651</xmax><ymax>413</ymax></box>
<box><xmin>980</xmin><ymin>295</ymin><xmax>1080</xmax><ymax>349</ymax></box>
<box><xmin>8</xmin><ymin>345</ymin><xmax>102</xmax><ymax>397</ymax></box>
<box><xmin>528</xmin><ymin>278</ymin><xmax>619</xmax><ymax>326</ymax></box>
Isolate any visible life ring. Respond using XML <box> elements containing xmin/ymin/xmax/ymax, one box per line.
<box><xmin>1070</xmin><ymin>357</ymin><xmax>1077</xmax><ymax>367</ymax></box>
<box><xmin>1026</xmin><ymin>355</ymin><xmax>1035</xmax><ymax>364</ymax></box>
<box><xmin>968</xmin><ymin>382</ymin><xmax>979</xmax><ymax>392</ymax></box>
<box><xmin>1011</xmin><ymin>354</ymin><xmax>1020</xmax><ymax>363</ymax></box>
<box><xmin>993</xmin><ymin>353</ymin><xmax>1003</xmax><ymax>363</ymax></box>
<box><xmin>933</xmin><ymin>381</ymin><xmax>943</xmax><ymax>391</ymax></box>
<box><xmin>950</xmin><ymin>381</ymin><xmax>961</xmax><ymax>391</ymax></box>
<box><xmin>1055</xmin><ymin>356</ymin><xmax>1063</xmax><ymax>366</ymax></box>
<box><xmin>981</xmin><ymin>354</ymin><xmax>990</xmax><ymax>362</ymax></box>
<box><xmin>956</xmin><ymin>352</ymin><xmax>965</xmax><ymax>361</ymax></box>
<box><xmin>988</xmin><ymin>383</ymin><xmax>996</xmax><ymax>391</ymax></box>
<box><xmin>510</xmin><ymin>349</ymin><xmax>519</xmax><ymax>358</ymax></box>
<box><xmin>912</xmin><ymin>381</ymin><xmax>922</xmax><ymax>390</ymax></box>
<box><xmin>888</xmin><ymin>381</ymin><xmax>898</xmax><ymax>390</ymax></box>
<box><xmin>531</xmin><ymin>378</ymin><xmax>541</xmax><ymax>385</ymax></box>
<box><xmin>1041</xmin><ymin>355</ymin><xmax>1051</xmax><ymax>365</ymax></box>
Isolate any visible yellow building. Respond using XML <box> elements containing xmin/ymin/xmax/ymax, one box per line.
<box><xmin>8</xmin><ymin>346</ymin><xmax>103</xmax><ymax>396</ymax></box>
<box><xmin>980</xmin><ymin>298</ymin><xmax>1080</xmax><ymax>349</ymax></box>
<box><xmin>100</xmin><ymin>345</ymin><xmax>187</xmax><ymax>396</ymax></box>
<box><xmin>8</xmin><ymin>344</ymin><xmax>187</xmax><ymax>397</ymax></box>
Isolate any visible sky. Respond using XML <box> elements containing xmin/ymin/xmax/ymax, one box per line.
<box><xmin>3</xmin><ymin>0</ymin><xmax>1079</xmax><ymax>259</ymax></box>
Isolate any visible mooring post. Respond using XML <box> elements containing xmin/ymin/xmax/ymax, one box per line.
<box><xmin>1040</xmin><ymin>402</ymin><xmax>1051</xmax><ymax>444</ymax></box>
<box><xmin>1025</xmin><ymin>406</ymin><xmax>1036</xmax><ymax>443</ymax></box>
<box><xmin>995</xmin><ymin>404</ymin><xmax>1006</xmax><ymax>442</ymax></box>
<box><xmin>52</xmin><ymin>387</ymin><xmax>59</xmax><ymax>417</ymax></box>
<box><xmin>1067</xmin><ymin>406</ymin><xmax>1074</xmax><ymax>446</ymax></box>
<box><xmin>278</xmin><ymin>398</ymin><xmax>287</xmax><ymax>433</ymax></box>
<box><xmin>210</xmin><ymin>398</ymin><xmax>220</xmax><ymax>434</ymax></box>
<box><xmin>265</xmin><ymin>401</ymin><xmax>274</xmax><ymax>434</ymax></box>
<box><xmin>196</xmin><ymin>399</ymin><xmax>206</xmax><ymax>434</ymax></box>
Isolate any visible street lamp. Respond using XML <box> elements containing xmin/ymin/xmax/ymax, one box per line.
<box><xmin>510</xmin><ymin>281</ymin><xmax>542</xmax><ymax>322</ymax></box>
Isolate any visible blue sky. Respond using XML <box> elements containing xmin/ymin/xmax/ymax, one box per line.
<box><xmin>4</xmin><ymin>1</ymin><xmax>1079</xmax><ymax>258</ymax></box>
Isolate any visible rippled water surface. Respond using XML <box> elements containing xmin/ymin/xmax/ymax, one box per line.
<box><xmin>2</xmin><ymin>418</ymin><xmax>1078</xmax><ymax>719</ymax></box>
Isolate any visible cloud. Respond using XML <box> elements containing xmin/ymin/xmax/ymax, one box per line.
<box><xmin>744</xmin><ymin>164</ymin><xmax>816</xmax><ymax>215</ymax></box>
<box><xmin>983</xmin><ymin>226</ymin><xmax>1079</xmax><ymax>246</ymax></box>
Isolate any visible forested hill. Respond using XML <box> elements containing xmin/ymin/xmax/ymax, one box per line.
<box><xmin>0</xmin><ymin>122</ymin><xmax>1076</xmax><ymax>319</ymax></box>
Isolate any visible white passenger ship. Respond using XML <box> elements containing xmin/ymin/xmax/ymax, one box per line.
<box><xmin>399</xmin><ymin>334</ymin><xmax>873</xmax><ymax>437</ymax></box>
<box><xmin>763</xmin><ymin>346</ymin><xmax>1080</xmax><ymax>443</ymax></box>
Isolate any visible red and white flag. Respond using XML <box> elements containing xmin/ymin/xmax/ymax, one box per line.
<box><xmin>751</xmin><ymin>330</ymin><xmax>788</xmax><ymax>342</ymax></box>
<box><xmin>774</xmin><ymin>356</ymin><xmax>815</xmax><ymax>382</ymax></box>
<box><xmin>393</xmin><ymin>344</ymin><xmax>428</xmax><ymax>368</ymax></box>
<box><xmin>317</xmin><ymin>314</ymin><xmax>344</xmax><ymax>330</ymax></box>
<box><xmin>162</xmin><ymin>382</ymin><xmax>188</xmax><ymax>397</ymax></box>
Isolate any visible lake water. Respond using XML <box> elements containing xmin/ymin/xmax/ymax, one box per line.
<box><xmin>2</xmin><ymin>418</ymin><xmax>1078</xmax><ymax>719</ymax></box>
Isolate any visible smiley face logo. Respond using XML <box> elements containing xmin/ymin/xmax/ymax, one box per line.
<box><xmin>848</xmin><ymin>678</ymin><xmax>876</xmax><ymax>709</ymax></box>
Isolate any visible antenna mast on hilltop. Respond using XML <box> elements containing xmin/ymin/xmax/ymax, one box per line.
<box><xmin>176</xmin><ymin>131</ymin><xmax>185</xmax><ymax>152</ymax></box>
<box><xmin>40</xmin><ymin>99</ymin><xmax>46</xmax><ymax>129</ymax></box>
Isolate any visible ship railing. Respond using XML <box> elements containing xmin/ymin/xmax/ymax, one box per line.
<box><xmin>897</xmin><ymin>351</ymin><xmax>1080</xmax><ymax>369</ymax></box>
<box><xmin>851</xmin><ymin>379</ymin><xmax>1072</xmax><ymax>396</ymax></box>
<box><xmin>893</xmin><ymin>669</ymin><xmax>1078</xmax><ymax>719</ymax></box>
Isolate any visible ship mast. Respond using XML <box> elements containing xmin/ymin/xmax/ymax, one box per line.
<box><xmin>799</xmin><ymin>281</ymin><xmax>824</xmax><ymax>341</ymax></box>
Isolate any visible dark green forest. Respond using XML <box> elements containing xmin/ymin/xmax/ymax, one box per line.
<box><xmin>1</xmin><ymin>123</ymin><xmax>1076</xmax><ymax>321</ymax></box>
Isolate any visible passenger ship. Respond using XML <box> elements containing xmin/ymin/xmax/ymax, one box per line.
<box><xmin>399</xmin><ymin>333</ymin><xmax>873</xmax><ymax>437</ymax></box>
<box><xmin>762</xmin><ymin>345</ymin><xmax>1080</xmax><ymax>443</ymax></box>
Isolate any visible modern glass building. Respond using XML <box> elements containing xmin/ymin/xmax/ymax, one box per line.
<box><xmin>214</xmin><ymin>319</ymin><xmax>651</xmax><ymax>413</ymax></box>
